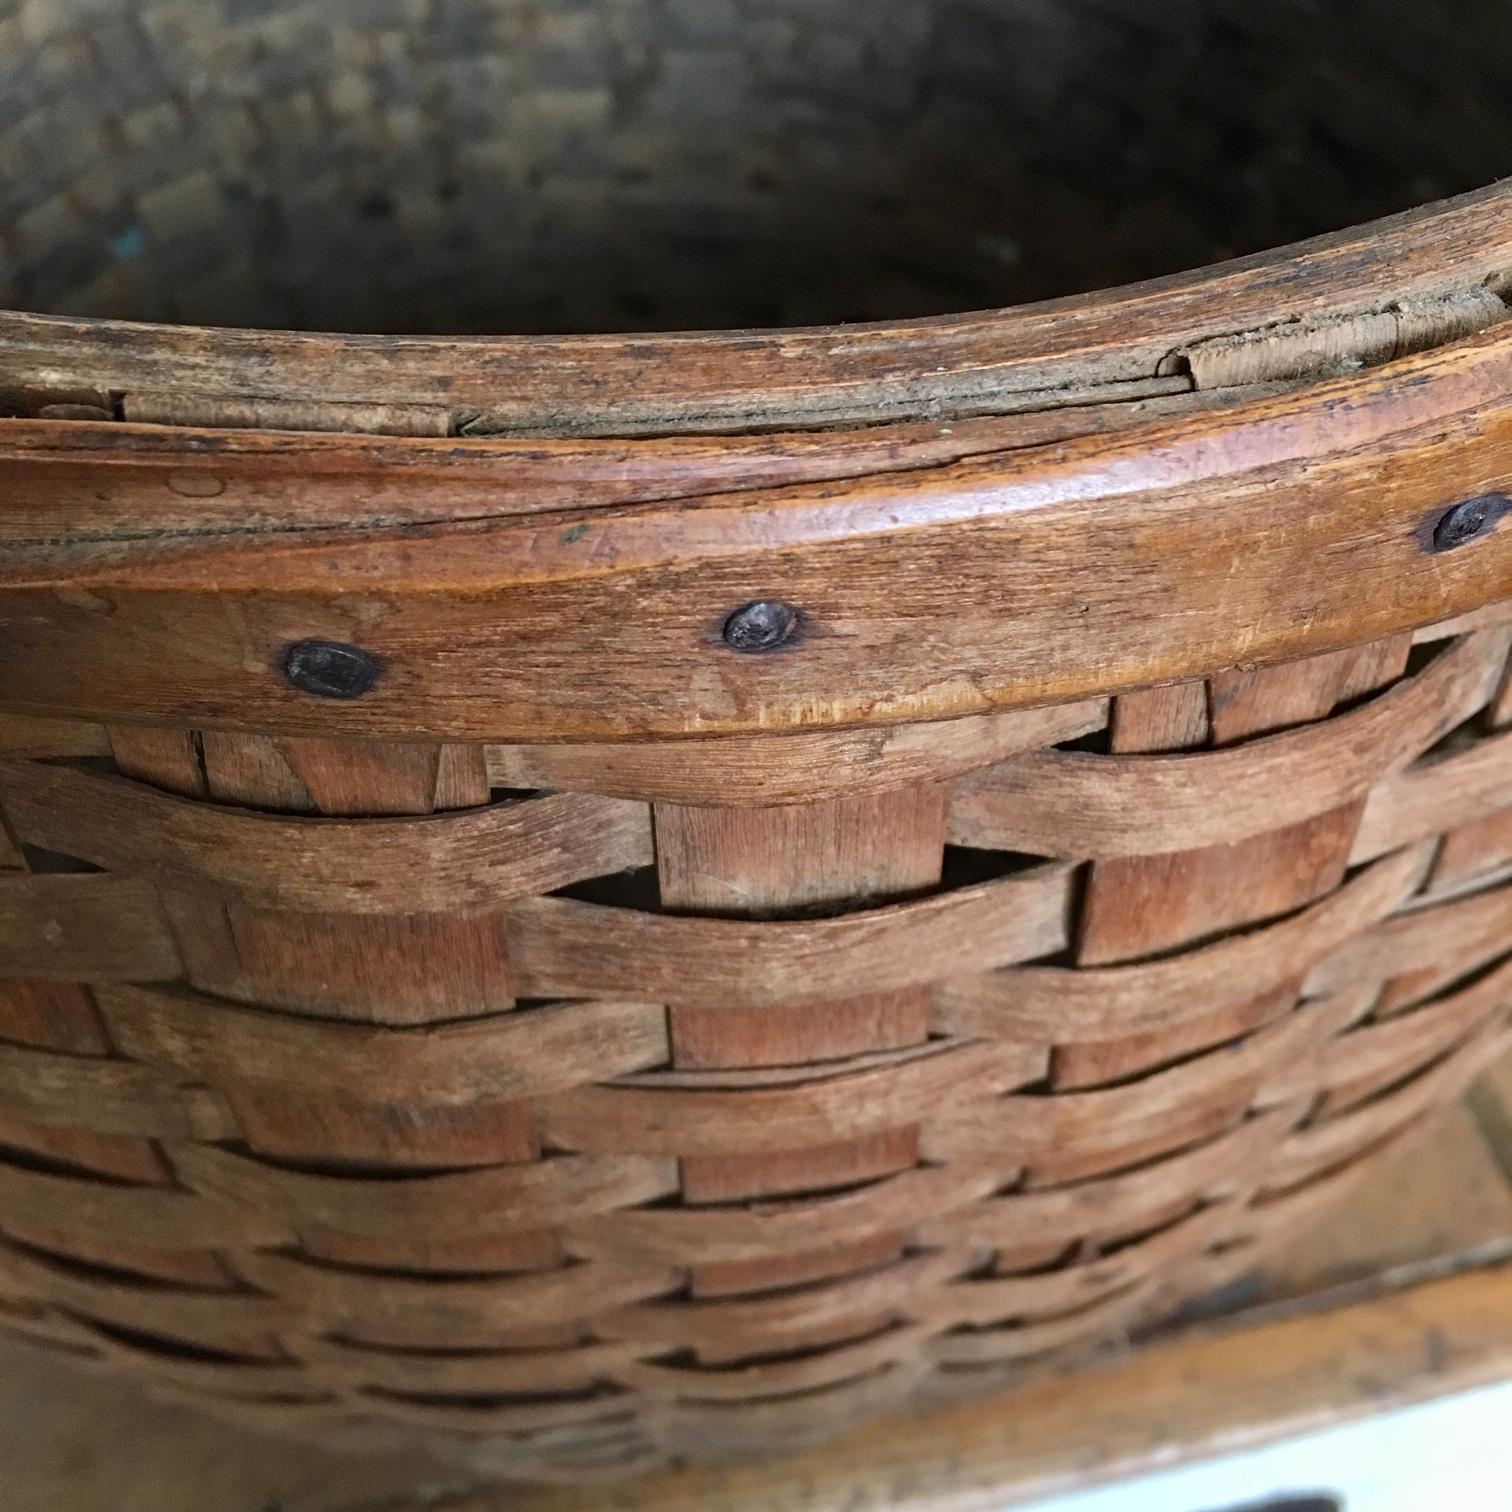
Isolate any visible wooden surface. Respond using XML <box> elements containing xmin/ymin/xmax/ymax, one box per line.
<box><xmin>5</xmin><ymin>9</ymin><xmax>1512</xmax><ymax>1498</ymax></box>
<box><xmin>6</xmin><ymin>180</ymin><xmax>1512</xmax><ymax>744</ymax></box>
<box><xmin>5</xmin><ymin>1067</ymin><xmax>1512</xmax><ymax>1512</ymax></box>
<box><xmin>7</xmin><ymin>335</ymin><xmax>1512</xmax><ymax>743</ymax></box>
<box><xmin>6</xmin><ymin>61</ymin><xmax>1512</xmax><ymax>1485</ymax></box>
<box><xmin>4</xmin><ymin>614</ymin><xmax>1512</xmax><ymax>1478</ymax></box>
<box><xmin>5</xmin><ymin>178</ymin><xmax>1512</xmax><ymax>435</ymax></box>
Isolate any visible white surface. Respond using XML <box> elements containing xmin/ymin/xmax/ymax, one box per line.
<box><xmin>1022</xmin><ymin>1378</ymin><xmax>1512</xmax><ymax>1511</ymax></box>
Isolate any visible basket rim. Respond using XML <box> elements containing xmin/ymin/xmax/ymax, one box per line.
<box><xmin>3</xmin><ymin>326</ymin><xmax>1512</xmax><ymax>743</ymax></box>
<box><xmin>4</xmin><ymin>183</ymin><xmax>1512</xmax><ymax>744</ymax></box>
<box><xmin>2</xmin><ymin>180</ymin><xmax>1512</xmax><ymax>440</ymax></box>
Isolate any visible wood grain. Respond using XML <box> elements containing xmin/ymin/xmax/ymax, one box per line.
<box><xmin>5</xmin><ymin>178</ymin><xmax>1512</xmax><ymax>435</ymax></box>
<box><xmin>397</xmin><ymin>1258</ymin><xmax>1512</xmax><ymax>1512</ymax></box>
<box><xmin>4</xmin><ymin>335</ymin><xmax>1512</xmax><ymax>742</ymax></box>
<box><xmin>4</xmin><ymin>95</ymin><xmax>1512</xmax><ymax>1482</ymax></box>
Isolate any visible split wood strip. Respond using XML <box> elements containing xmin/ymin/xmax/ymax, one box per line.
<box><xmin>0</xmin><ymin>1160</ymin><xmax>287</xmax><ymax>1250</ymax></box>
<box><xmin>923</xmin><ymin>1202</ymin><xmax>1246</xmax><ymax>1333</ymax></box>
<box><xmin>0</xmin><ymin>851</ymin><xmax>231</xmax><ymax>1296</ymax></box>
<box><xmin>617</xmin><ymin>1325</ymin><xmax>931</xmax><ymax>1403</ymax></box>
<box><xmin>1353</xmin><ymin>724</ymin><xmax>1512</xmax><ymax>862</ymax></box>
<box><xmin>1259</xmin><ymin>1028</ymin><xmax>1512</xmax><ymax>1192</ymax></box>
<box><xmin>0</xmin><ymin>763</ymin><xmax>654</xmax><ymax>914</ymax></box>
<box><xmin>507</xmin><ymin>867</ymin><xmax>1073</xmax><ymax>1008</ymax></box>
<box><xmin>304</xmin><ymin>1338</ymin><xmax>641</xmax><ymax>1397</ymax></box>
<box><xmin>1049</xmin><ymin>636</ymin><xmax>1411</xmax><ymax>1099</ymax></box>
<box><xmin>934</xmin><ymin>844</ymin><xmax>1429</xmax><ymax>1043</ymax></box>
<box><xmin>169</xmin><ymin>1146</ymin><xmax>680</xmax><ymax>1241</ymax></box>
<box><xmin>232</xmin><ymin>1252</ymin><xmax>681</xmax><ymax>1334</ymax></box>
<box><xmin>0</xmin><ymin>1038</ymin><xmax>236</xmax><ymax>1140</ymax></box>
<box><xmin>97</xmin><ymin>988</ymin><xmax>670</xmax><ymax>1105</ymax></box>
<box><xmin>0</xmin><ymin>400</ymin><xmax>1258</xmax><ymax>541</ymax></box>
<box><xmin>949</xmin><ymin>629</ymin><xmax>1503</xmax><ymax>860</ymax></box>
<box><xmin>567</xmin><ymin>1166</ymin><xmax>1000</xmax><ymax>1267</ymax></box>
<box><xmin>542</xmin><ymin>1041</ymin><xmax>1047</xmax><ymax>1159</ymax></box>
<box><xmin>486</xmin><ymin>699</ymin><xmax>1109</xmax><ymax>808</ymax></box>
<box><xmin>0</xmin><ymin>975</ymin><xmax>171</xmax><ymax>1183</ymax></box>
<box><xmin>0</xmin><ymin>712</ymin><xmax>111</xmax><ymax>758</ymax></box>
<box><xmin>933</xmin><ymin>994</ymin><xmax>1365</xmax><ymax>1170</ymax></box>
<box><xmin>1306</xmin><ymin>882</ymin><xmax>1512</xmax><ymax>998</ymax></box>
<box><xmin>916</xmin><ymin>1110</ymin><xmax>1291</xmax><ymax>1252</ymax></box>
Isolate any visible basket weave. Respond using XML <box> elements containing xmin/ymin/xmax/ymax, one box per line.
<box><xmin>4</xmin><ymin>0</ymin><xmax>1512</xmax><ymax>1485</ymax></box>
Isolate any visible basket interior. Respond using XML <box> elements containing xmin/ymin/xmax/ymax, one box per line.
<box><xmin>4</xmin><ymin>0</ymin><xmax>1511</xmax><ymax>335</ymax></box>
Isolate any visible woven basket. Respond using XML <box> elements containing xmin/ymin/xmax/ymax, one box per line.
<box><xmin>4</xmin><ymin>0</ymin><xmax>1512</xmax><ymax>1484</ymax></box>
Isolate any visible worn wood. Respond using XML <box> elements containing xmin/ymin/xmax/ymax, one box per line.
<box><xmin>4</xmin><ymin>178</ymin><xmax>1512</xmax><ymax>436</ymax></box>
<box><xmin>0</xmin><ymin>761</ymin><xmax>654</xmax><ymax>913</ymax></box>
<box><xmin>1053</xmin><ymin>636</ymin><xmax>1410</xmax><ymax>1094</ymax></box>
<box><xmin>0</xmin><ymin>875</ymin><xmax>181</xmax><ymax>981</ymax></box>
<box><xmin>0</xmin><ymin>397</ymin><xmax>1278</xmax><ymax>538</ymax></box>
<box><xmin>5</xmin><ymin>1078</ymin><xmax>1512</xmax><ymax>1512</ymax></box>
<box><xmin>0</xmin><ymin>545</ymin><xmax>1508</xmax><ymax>1475</ymax></box>
<box><xmin>4</xmin><ymin>337</ymin><xmax>1512</xmax><ymax>742</ymax></box>
<box><xmin>394</xmin><ymin>1260</ymin><xmax>1512</xmax><ymax>1512</ymax></box>
<box><xmin>4</xmin><ymin>25</ymin><xmax>1512</xmax><ymax>1477</ymax></box>
<box><xmin>949</xmin><ymin>630</ymin><xmax>1500</xmax><ymax>860</ymax></box>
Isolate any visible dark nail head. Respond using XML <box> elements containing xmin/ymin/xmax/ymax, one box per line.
<box><xmin>722</xmin><ymin>600</ymin><xmax>799</xmax><ymax>653</ymax></box>
<box><xmin>1432</xmin><ymin>493</ymin><xmax>1510</xmax><ymax>552</ymax></box>
<box><xmin>280</xmin><ymin>640</ymin><xmax>382</xmax><ymax>699</ymax></box>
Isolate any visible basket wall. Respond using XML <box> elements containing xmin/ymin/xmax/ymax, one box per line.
<box><xmin>2</xmin><ymin>609</ymin><xmax>1511</xmax><ymax>1480</ymax></box>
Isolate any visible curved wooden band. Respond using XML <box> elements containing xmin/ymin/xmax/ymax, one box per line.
<box><xmin>947</xmin><ymin>631</ymin><xmax>1509</xmax><ymax>858</ymax></box>
<box><xmin>0</xmin><ymin>763</ymin><xmax>654</xmax><ymax>913</ymax></box>
<box><xmin>3</xmin><ymin>334</ymin><xmax>1512</xmax><ymax>742</ymax></box>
